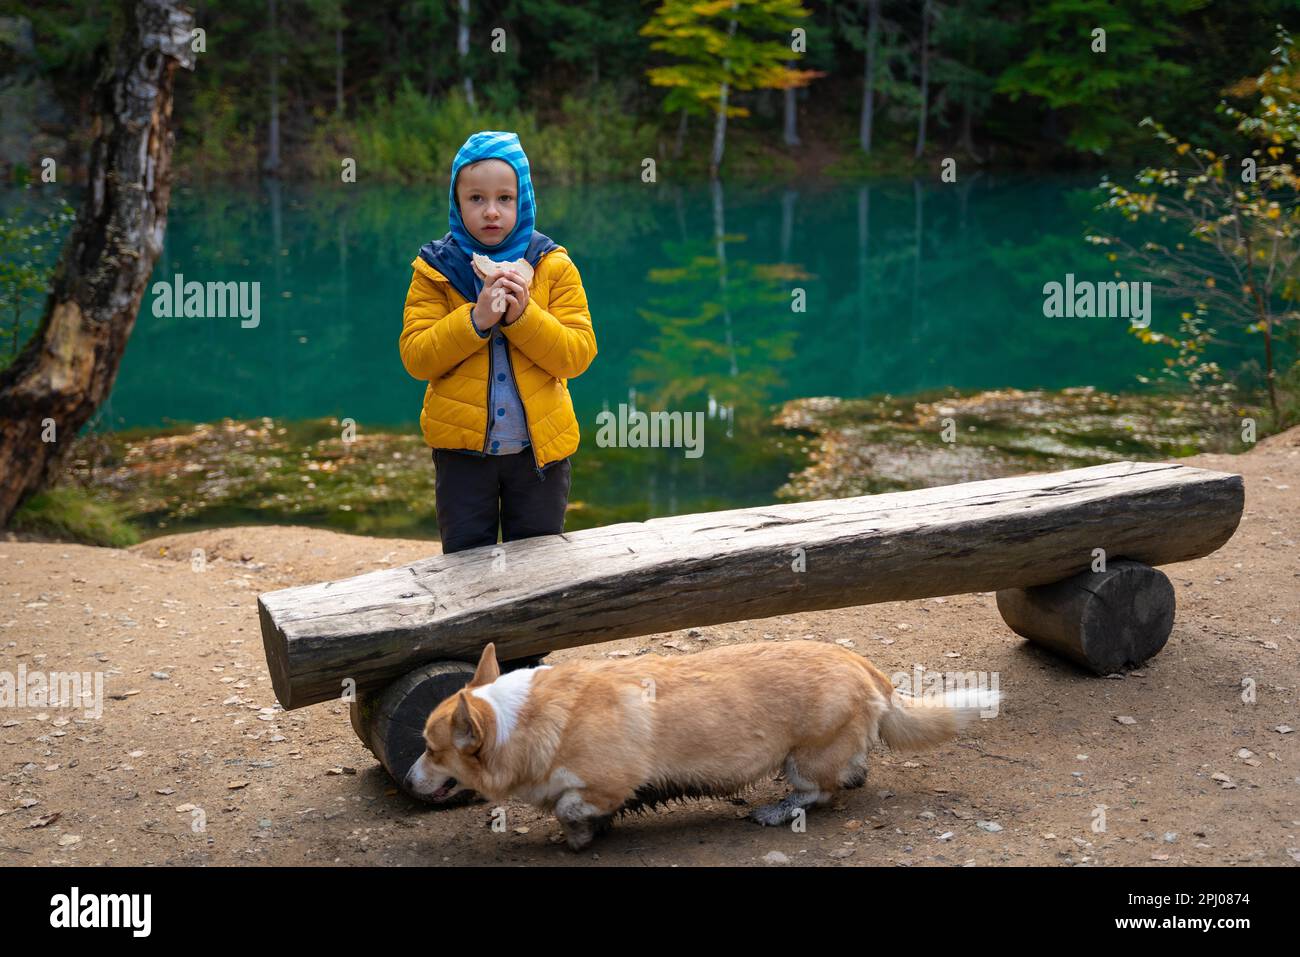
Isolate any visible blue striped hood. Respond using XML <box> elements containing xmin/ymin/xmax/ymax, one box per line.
<box><xmin>418</xmin><ymin>130</ymin><xmax>557</xmax><ymax>302</ymax></box>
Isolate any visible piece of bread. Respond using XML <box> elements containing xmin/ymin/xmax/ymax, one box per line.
<box><xmin>472</xmin><ymin>253</ymin><xmax>534</xmax><ymax>286</ymax></box>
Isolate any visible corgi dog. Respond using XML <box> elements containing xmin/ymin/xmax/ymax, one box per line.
<box><xmin>405</xmin><ymin>640</ymin><xmax>1001</xmax><ymax>851</ymax></box>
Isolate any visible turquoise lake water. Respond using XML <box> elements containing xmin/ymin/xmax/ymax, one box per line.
<box><xmin>4</xmin><ymin>176</ymin><xmax>1276</xmax><ymax>519</ymax></box>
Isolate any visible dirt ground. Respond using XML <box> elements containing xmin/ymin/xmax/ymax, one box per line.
<box><xmin>3</xmin><ymin>430</ymin><xmax>1298</xmax><ymax>867</ymax></box>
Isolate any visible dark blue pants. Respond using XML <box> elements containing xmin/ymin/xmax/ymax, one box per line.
<box><xmin>432</xmin><ymin>447</ymin><xmax>571</xmax><ymax>555</ymax></box>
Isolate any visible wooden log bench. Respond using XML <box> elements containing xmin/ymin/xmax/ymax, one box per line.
<box><xmin>257</xmin><ymin>460</ymin><xmax>1244</xmax><ymax>799</ymax></box>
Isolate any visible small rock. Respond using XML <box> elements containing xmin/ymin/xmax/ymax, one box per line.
<box><xmin>762</xmin><ymin>851</ymin><xmax>789</xmax><ymax>865</ymax></box>
<box><xmin>976</xmin><ymin>821</ymin><xmax>1003</xmax><ymax>833</ymax></box>
<box><xmin>1115</xmin><ymin>716</ymin><xmax>1137</xmax><ymax>725</ymax></box>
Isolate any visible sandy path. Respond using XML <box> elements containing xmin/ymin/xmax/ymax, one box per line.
<box><xmin>2</xmin><ymin>430</ymin><xmax>1297</xmax><ymax>866</ymax></box>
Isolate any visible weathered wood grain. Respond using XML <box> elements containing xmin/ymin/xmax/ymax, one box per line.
<box><xmin>259</xmin><ymin>460</ymin><xmax>1244</xmax><ymax>709</ymax></box>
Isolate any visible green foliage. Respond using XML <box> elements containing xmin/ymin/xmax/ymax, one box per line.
<box><xmin>528</xmin><ymin>88</ymin><xmax>662</xmax><ymax>183</ymax></box>
<box><xmin>173</xmin><ymin>86</ymin><xmax>260</xmax><ymax>179</ymax></box>
<box><xmin>304</xmin><ymin>82</ymin><xmax>514</xmax><ymax>183</ymax></box>
<box><xmin>0</xmin><ymin>188</ymin><xmax>74</xmax><ymax>364</ymax></box>
<box><xmin>640</xmin><ymin>0</ymin><xmax>820</xmax><ymax>119</ymax></box>
<box><xmin>1090</xmin><ymin>27</ymin><xmax>1300</xmax><ymax>422</ymax></box>
<box><xmin>996</xmin><ymin>0</ymin><xmax>1211</xmax><ymax>154</ymax></box>
<box><xmin>928</xmin><ymin>0</ymin><xmax>1019</xmax><ymax>141</ymax></box>
<box><xmin>4</xmin><ymin>0</ymin><xmax>1296</xmax><ymax>178</ymax></box>
<box><xmin>303</xmin><ymin>83</ymin><xmax>653</xmax><ymax>183</ymax></box>
<box><xmin>10</xmin><ymin>485</ymin><xmax>140</xmax><ymax>547</ymax></box>
<box><xmin>519</xmin><ymin>0</ymin><xmax>648</xmax><ymax>85</ymax></box>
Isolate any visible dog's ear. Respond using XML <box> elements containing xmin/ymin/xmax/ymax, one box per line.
<box><xmin>451</xmin><ymin>692</ymin><xmax>485</xmax><ymax>754</ymax></box>
<box><xmin>468</xmin><ymin>642</ymin><xmax>500</xmax><ymax>688</ymax></box>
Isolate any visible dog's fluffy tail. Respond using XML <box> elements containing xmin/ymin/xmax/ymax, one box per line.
<box><xmin>877</xmin><ymin>688</ymin><xmax>1002</xmax><ymax>751</ymax></box>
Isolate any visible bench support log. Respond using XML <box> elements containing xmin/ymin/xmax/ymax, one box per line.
<box><xmin>996</xmin><ymin>559</ymin><xmax>1176</xmax><ymax>674</ymax></box>
<box><xmin>350</xmin><ymin>660</ymin><xmax>479</xmax><ymax>804</ymax></box>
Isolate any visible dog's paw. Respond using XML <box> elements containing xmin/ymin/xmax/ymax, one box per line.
<box><xmin>560</xmin><ymin>819</ymin><xmax>597</xmax><ymax>851</ymax></box>
<box><xmin>563</xmin><ymin>830</ymin><xmax>594</xmax><ymax>852</ymax></box>
<box><xmin>749</xmin><ymin>803</ymin><xmax>792</xmax><ymax>827</ymax></box>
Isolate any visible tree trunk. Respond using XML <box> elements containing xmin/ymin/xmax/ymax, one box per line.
<box><xmin>860</xmin><ymin>0</ymin><xmax>879</xmax><ymax>153</ymax></box>
<box><xmin>710</xmin><ymin>84</ymin><xmax>729</xmax><ymax>177</ymax></box>
<box><xmin>914</xmin><ymin>0</ymin><xmax>929</xmax><ymax>160</ymax></box>
<box><xmin>709</xmin><ymin>12</ymin><xmax>739</xmax><ymax>178</ymax></box>
<box><xmin>673</xmin><ymin>106</ymin><xmax>689</xmax><ymax>159</ymax></box>
<box><xmin>458</xmin><ymin>0</ymin><xmax>475</xmax><ymax>110</ymax></box>
<box><xmin>0</xmin><ymin>0</ymin><xmax>195</xmax><ymax>526</ymax></box>
<box><xmin>335</xmin><ymin>23</ymin><xmax>344</xmax><ymax>115</ymax></box>
<box><xmin>264</xmin><ymin>0</ymin><xmax>281</xmax><ymax>174</ymax></box>
<box><xmin>783</xmin><ymin>61</ymin><xmax>800</xmax><ymax>147</ymax></box>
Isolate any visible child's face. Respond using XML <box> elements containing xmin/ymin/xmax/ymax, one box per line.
<box><xmin>456</xmin><ymin>159</ymin><xmax>517</xmax><ymax>248</ymax></box>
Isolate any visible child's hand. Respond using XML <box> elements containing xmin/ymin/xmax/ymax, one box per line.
<box><xmin>496</xmin><ymin>269</ymin><xmax>530</xmax><ymax>325</ymax></box>
<box><xmin>473</xmin><ymin>277</ymin><xmax>510</xmax><ymax>332</ymax></box>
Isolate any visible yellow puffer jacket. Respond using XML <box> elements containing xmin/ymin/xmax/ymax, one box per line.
<box><xmin>399</xmin><ymin>246</ymin><xmax>596</xmax><ymax>472</ymax></box>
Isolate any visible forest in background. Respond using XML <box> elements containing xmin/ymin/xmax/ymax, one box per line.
<box><xmin>2</xmin><ymin>0</ymin><xmax>1296</xmax><ymax>184</ymax></box>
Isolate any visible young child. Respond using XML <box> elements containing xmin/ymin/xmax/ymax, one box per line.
<box><xmin>399</xmin><ymin>130</ymin><xmax>596</xmax><ymax>555</ymax></box>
